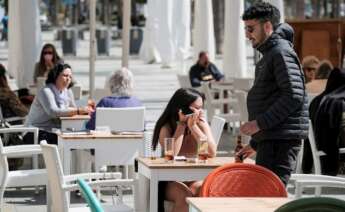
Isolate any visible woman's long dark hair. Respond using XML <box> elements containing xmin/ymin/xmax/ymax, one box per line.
<box><xmin>38</xmin><ymin>43</ymin><xmax>61</xmax><ymax>71</ymax></box>
<box><xmin>152</xmin><ymin>88</ymin><xmax>204</xmax><ymax>150</ymax></box>
<box><xmin>0</xmin><ymin>64</ymin><xmax>9</xmax><ymax>89</ymax></box>
<box><xmin>46</xmin><ymin>63</ymin><xmax>72</xmax><ymax>85</ymax></box>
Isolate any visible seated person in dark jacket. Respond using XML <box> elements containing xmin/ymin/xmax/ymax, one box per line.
<box><xmin>86</xmin><ymin>68</ymin><xmax>142</xmax><ymax>130</ymax></box>
<box><xmin>189</xmin><ymin>51</ymin><xmax>224</xmax><ymax>87</ymax></box>
<box><xmin>302</xmin><ymin>68</ymin><xmax>345</xmax><ymax>175</ymax></box>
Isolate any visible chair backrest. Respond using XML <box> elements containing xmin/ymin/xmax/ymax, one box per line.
<box><xmin>177</xmin><ymin>74</ymin><xmax>192</xmax><ymax>88</ymax></box>
<box><xmin>94</xmin><ymin>88</ymin><xmax>111</xmax><ymax>102</ymax></box>
<box><xmin>210</xmin><ymin>116</ymin><xmax>225</xmax><ymax>147</ymax></box>
<box><xmin>96</xmin><ymin>107</ymin><xmax>145</xmax><ymax>132</ymax></box>
<box><xmin>307</xmin><ymin>120</ymin><xmax>322</xmax><ymax>174</ymax></box>
<box><xmin>200</xmin><ymin>163</ymin><xmax>287</xmax><ymax>197</ymax></box>
<box><xmin>143</xmin><ymin>131</ymin><xmax>162</xmax><ymax>158</ymax></box>
<box><xmin>36</xmin><ymin>77</ymin><xmax>46</xmax><ymax>90</ymax></box>
<box><xmin>40</xmin><ymin>140</ymin><xmax>69</xmax><ymax>212</ymax></box>
<box><xmin>77</xmin><ymin>178</ymin><xmax>104</xmax><ymax>212</ymax></box>
<box><xmin>276</xmin><ymin>197</ymin><xmax>345</xmax><ymax>212</ymax></box>
<box><xmin>70</xmin><ymin>85</ymin><xmax>82</xmax><ymax>100</ymax></box>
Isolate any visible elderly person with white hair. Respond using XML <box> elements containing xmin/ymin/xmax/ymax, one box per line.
<box><xmin>86</xmin><ymin>68</ymin><xmax>142</xmax><ymax>130</ymax></box>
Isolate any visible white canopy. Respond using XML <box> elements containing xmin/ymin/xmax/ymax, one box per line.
<box><xmin>8</xmin><ymin>0</ymin><xmax>41</xmax><ymax>88</ymax></box>
<box><xmin>193</xmin><ymin>0</ymin><xmax>215</xmax><ymax>61</ymax></box>
<box><xmin>223</xmin><ymin>1</ymin><xmax>247</xmax><ymax>78</ymax></box>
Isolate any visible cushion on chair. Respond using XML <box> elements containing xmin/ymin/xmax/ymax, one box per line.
<box><xmin>200</xmin><ymin>163</ymin><xmax>287</xmax><ymax>197</ymax></box>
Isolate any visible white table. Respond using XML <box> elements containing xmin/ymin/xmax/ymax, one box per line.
<box><xmin>187</xmin><ymin>197</ymin><xmax>291</xmax><ymax>212</ymax></box>
<box><xmin>60</xmin><ymin>115</ymin><xmax>90</xmax><ymax>131</ymax></box>
<box><xmin>58</xmin><ymin>132</ymin><xmax>144</xmax><ymax>175</ymax></box>
<box><xmin>136</xmin><ymin>157</ymin><xmax>254</xmax><ymax>212</ymax></box>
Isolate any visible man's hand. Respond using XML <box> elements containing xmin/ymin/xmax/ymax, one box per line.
<box><xmin>240</xmin><ymin>120</ymin><xmax>260</xmax><ymax>136</ymax></box>
<box><xmin>236</xmin><ymin>144</ymin><xmax>256</xmax><ymax>160</ymax></box>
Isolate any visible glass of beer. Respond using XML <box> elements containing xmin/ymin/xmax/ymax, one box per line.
<box><xmin>198</xmin><ymin>136</ymin><xmax>208</xmax><ymax>163</ymax></box>
<box><xmin>164</xmin><ymin>138</ymin><xmax>174</xmax><ymax>162</ymax></box>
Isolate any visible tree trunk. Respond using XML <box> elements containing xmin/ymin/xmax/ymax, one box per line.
<box><xmin>212</xmin><ymin>0</ymin><xmax>224</xmax><ymax>54</ymax></box>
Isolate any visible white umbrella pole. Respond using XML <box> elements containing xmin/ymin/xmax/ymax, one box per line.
<box><xmin>89</xmin><ymin>0</ymin><xmax>96</xmax><ymax>99</ymax></box>
<box><xmin>122</xmin><ymin>0</ymin><xmax>131</xmax><ymax>68</ymax></box>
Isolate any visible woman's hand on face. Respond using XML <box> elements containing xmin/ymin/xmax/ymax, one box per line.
<box><xmin>187</xmin><ymin>107</ymin><xmax>200</xmax><ymax>129</ymax></box>
<box><xmin>198</xmin><ymin>109</ymin><xmax>206</xmax><ymax>122</ymax></box>
<box><xmin>178</xmin><ymin>109</ymin><xmax>188</xmax><ymax>123</ymax></box>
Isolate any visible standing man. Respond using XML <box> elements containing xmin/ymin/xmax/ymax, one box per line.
<box><xmin>237</xmin><ymin>2</ymin><xmax>309</xmax><ymax>185</ymax></box>
<box><xmin>189</xmin><ymin>51</ymin><xmax>224</xmax><ymax>87</ymax></box>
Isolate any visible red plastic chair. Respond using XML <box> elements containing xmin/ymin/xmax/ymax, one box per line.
<box><xmin>200</xmin><ymin>163</ymin><xmax>287</xmax><ymax>197</ymax></box>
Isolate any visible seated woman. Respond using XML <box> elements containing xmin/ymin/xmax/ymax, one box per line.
<box><xmin>25</xmin><ymin>63</ymin><xmax>92</xmax><ymax>144</ymax></box>
<box><xmin>306</xmin><ymin>59</ymin><xmax>333</xmax><ymax>94</ymax></box>
<box><xmin>0</xmin><ymin>64</ymin><xmax>28</xmax><ymax>122</ymax></box>
<box><xmin>86</xmin><ymin>68</ymin><xmax>142</xmax><ymax>130</ymax></box>
<box><xmin>152</xmin><ymin>88</ymin><xmax>216</xmax><ymax>212</ymax></box>
<box><xmin>33</xmin><ymin>43</ymin><xmax>62</xmax><ymax>83</ymax></box>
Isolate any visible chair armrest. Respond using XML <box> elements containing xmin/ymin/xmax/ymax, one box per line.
<box><xmin>0</xmin><ymin>127</ymin><xmax>38</xmax><ymax>134</ymax></box>
<box><xmin>295</xmin><ymin>179</ymin><xmax>345</xmax><ymax>189</ymax></box>
<box><xmin>62</xmin><ymin>179</ymin><xmax>135</xmax><ymax>192</ymax></box>
<box><xmin>5</xmin><ymin>116</ymin><xmax>26</xmax><ymax>123</ymax></box>
<box><xmin>290</xmin><ymin>174</ymin><xmax>345</xmax><ymax>182</ymax></box>
<box><xmin>3</xmin><ymin>145</ymin><xmax>42</xmax><ymax>157</ymax></box>
<box><xmin>63</xmin><ymin>172</ymin><xmax>122</xmax><ymax>182</ymax></box>
<box><xmin>0</xmin><ymin>127</ymin><xmax>39</xmax><ymax>144</ymax></box>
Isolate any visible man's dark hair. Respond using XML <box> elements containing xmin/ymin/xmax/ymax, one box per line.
<box><xmin>242</xmin><ymin>2</ymin><xmax>281</xmax><ymax>29</ymax></box>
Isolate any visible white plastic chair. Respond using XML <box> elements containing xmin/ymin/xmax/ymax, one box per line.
<box><xmin>210</xmin><ymin>116</ymin><xmax>226</xmax><ymax>147</ymax></box>
<box><xmin>96</xmin><ymin>107</ymin><xmax>145</xmax><ymax>132</ymax></box>
<box><xmin>40</xmin><ymin>140</ymin><xmax>136</xmax><ymax>212</ymax></box>
<box><xmin>36</xmin><ymin>77</ymin><xmax>46</xmax><ymax>91</ymax></box>
<box><xmin>143</xmin><ymin>131</ymin><xmax>162</xmax><ymax>158</ymax></box>
<box><xmin>94</xmin><ymin>88</ymin><xmax>111</xmax><ymax>103</ymax></box>
<box><xmin>290</xmin><ymin>120</ymin><xmax>345</xmax><ymax>197</ymax></box>
<box><xmin>0</xmin><ymin>137</ymin><xmax>49</xmax><ymax>211</ymax></box>
<box><xmin>0</xmin><ymin>105</ymin><xmax>26</xmax><ymax>128</ymax></box>
<box><xmin>70</xmin><ymin>85</ymin><xmax>82</xmax><ymax>100</ymax></box>
<box><xmin>177</xmin><ymin>74</ymin><xmax>192</xmax><ymax>88</ymax></box>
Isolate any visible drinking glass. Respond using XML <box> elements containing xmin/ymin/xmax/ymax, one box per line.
<box><xmin>197</xmin><ymin>136</ymin><xmax>208</xmax><ymax>163</ymax></box>
<box><xmin>164</xmin><ymin>138</ymin><xmax>175</xmax><ymax>162</ymax></box>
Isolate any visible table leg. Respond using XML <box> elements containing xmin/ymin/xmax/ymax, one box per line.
<box><xmin>138</xmin><ymin>173</ymin><xmax>149</xmax><ymax>212</ymax></box>
<box><xmin>149</xmin><ymin>173</ymin><xmax>158</xmax><ymax>212</ymax></box>
<box><xmin>63</xmin><ymin>144</ymin><xmax>71</xmax><ymax>175</ymax></box>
